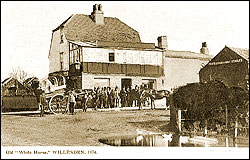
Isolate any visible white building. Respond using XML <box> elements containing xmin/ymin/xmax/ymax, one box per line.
<box><xmin>48</xmin><ymin>4</ymin><xmax>164</xmax><ymax>91</ymax></box>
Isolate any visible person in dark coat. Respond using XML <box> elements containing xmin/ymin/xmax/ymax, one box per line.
<box><xmin>120</xmin><ymin>87</ymin><xmax>127</xmax><ymax>107</ymax></box>
<box><xmin>107</xmin><ymin>87</ymin><xmax>112</xmax><ymax>108</ymax></box>
<box><xmin>114</xmin><ymin>86</ymin><xmax>120</xmax><ymax>107</ymax></box>
<box><xmin>80</xmin><ymin>90</ymin><xmax>88</xmax><ymax>112</ymax></box>
<box><xmin>99</xmin><ymin>88</ymin><xmax>104</xmax><ymax>109</ymax></box>
<box><xmin>68</xmin><ymin>90</ymin><xmax>76</xmax><ymax>115</ymax></box>
<box><xmin>103</xmin><ymin>87</ymin><xmax>108</xmax><ymax>108</ymax></box>
<box><xmin>126</xmin><ymin>87</ymin><xmax>132</xmax><ymax>107</ymax></box>
<box><xmin>134</xmin><ymin>85</ymin><xmax>140</xmax><ymax>108</ymax></box>
<box><xmin>109</xmin><ymin>88</ymin><xmax>115</xmax><ymax>108</ymax></box>
<box><xmin>40</xmin><ymin>91</ymin><xmax>47</xmax><ymax>117</ymax></box>
<box><xmin>95</xmin><ymin>87</ymin><xmax>101</xmax><ymax>110</ymax></box>
<box><xmin>138</xmin><ymin>87</ymin><xmax>143</xmax><ymax>110</ymax></box>
<box><xmin>130</xmin><ymin>87</ymin><xmax>136</xmax><ymax>107</ymax></box>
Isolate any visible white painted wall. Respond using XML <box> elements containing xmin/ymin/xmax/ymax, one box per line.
<box><xmin>163</xmin><ymin>57</ymin><xmax>209</xmax><ymax>91</ymax></box>
<box><xmin>82</xmin><ymin>47</ymin><xmax>162</xmax><ymax>66</ymax></box>
<box><xmin>49</xmin><ymin>29</ymin><xmax>69</xmax><ymax>73</ymax></box>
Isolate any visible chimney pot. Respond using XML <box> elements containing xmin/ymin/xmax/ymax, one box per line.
<box><xmin>202</xmin><ymin>42</ymin><xmax>207</xmax><ymax>47</ymax></box>
<box><xmin>95</xmin><ymin>4</ymin><xmax>98</xmax><ymax>11</ymax></box>
<box><xmin>98</xmin><ymin>4</ymin><xmax>102</xmax><ymax>11</ymax></box>
<box><xmin>91</xmin><ymin>4</ymin><xmax>104</xmax><ymax>25</ymax></box>
<box><xmin>200</xmin><ymin>42</ymin><xmax>209</xmax><ymax>54</ymax></box>
<box><xmin>157</xmin><ymin>36</ymin><xmax>168</xmax><ymax>50</ymax></box>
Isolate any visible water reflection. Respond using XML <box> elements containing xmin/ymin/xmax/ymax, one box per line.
<box><xmin>99</xmin><ymin>134</ymin><xmax>249</xmax><ymax>147</ymax></box>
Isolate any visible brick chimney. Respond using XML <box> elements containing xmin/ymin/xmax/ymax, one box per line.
<box><xmin>200</xmin><ymin>42</ymin><xmax>209</xmax><ymax>54</ymax></box>
<box><xmin>157</xmin><ymin>36</ymin><xmax>168</xmax><ymax>50</ymax></box>
<box><xmin>91</xmin><ymin>4</ymin><xmax>104</xmax><ymax>25</ymax></box>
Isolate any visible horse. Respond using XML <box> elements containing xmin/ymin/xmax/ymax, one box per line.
<box><xmin>141</xmin><ymin>89</ymin><xmax>171</xmax><ymax>109</ymax></box>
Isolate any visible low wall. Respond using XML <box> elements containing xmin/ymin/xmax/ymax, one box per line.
<box><xmin>1</xmin><ymin>95</ymin><xmax>38</xmax><ymax>112</ymax></box>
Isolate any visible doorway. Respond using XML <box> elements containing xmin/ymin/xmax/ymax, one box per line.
<box><xmin>142</xmin><ymin>79</ymin><xmax>156</xmax><ymax>89</ymax></box>
<box><xmin>121</xmin><ymin>78</ymin><xmax>132</xmax><ymax>89</ymax></box>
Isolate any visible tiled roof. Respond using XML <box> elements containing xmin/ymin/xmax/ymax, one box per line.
<box><xmin>165</xmin><ymin>50</ymin><xmax>213</xmax><ymax>60</ymax></box>
<box><xmin>228</xmin><ymin>47</ymin><xmax>249</xmax><ymax>61</ymax></box>
<box><xmin>96</xmin><ymin>41</ymin><xmax>155</xmax><ymax>49</ymax></box>
<box><xmin>61</xmin><ymin>14</ymin><xmax>141</xmax><ymax>43</ymax></box>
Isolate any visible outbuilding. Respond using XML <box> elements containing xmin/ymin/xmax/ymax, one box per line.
<box><xmin>199</xmin><ymin>46</ymin><xmax>249</xmax><ymax>90</ymax></box>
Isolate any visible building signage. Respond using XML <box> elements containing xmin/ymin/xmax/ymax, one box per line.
<box><xmin>208</xmin><ymin>58</ymin><xmax>243</xmax><ymax>66</ymax></box>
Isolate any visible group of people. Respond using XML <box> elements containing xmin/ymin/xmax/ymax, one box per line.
<box><xmin>38</xmin><ymin>84</ymin><xmax>159</xmax><ymax>116</ymax></box>
<box><xmin>74</xmin><ymin>85</ymin><xmax>157</xmax><ymax>113</ymax></box>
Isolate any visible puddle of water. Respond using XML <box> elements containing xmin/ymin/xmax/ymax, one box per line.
<box><xmin>99</xmin><ymin>134</ymin><xmax>249</xmax><ymax>147</ymax></box>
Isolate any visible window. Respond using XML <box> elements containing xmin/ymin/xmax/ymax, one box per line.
<box><xmin>60</xmin><ymin>52</ymin><xmax>63</xmax><ymax>70</ymax></box>
<box><xmin>60</xmin><ymin>26</ymin><xmax>64</xmax><ymax>43</ymax></box>
<box><xmin>109</xmin><ymin>52</ymin><xmax>115</xmax><ymax>62</ymax></box>
<box><xmin>60</xmin><ymin>35</ymin><xmax>63</xmax><ymax>43</ymax></box>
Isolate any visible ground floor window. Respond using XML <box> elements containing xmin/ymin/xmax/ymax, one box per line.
<box><xmin>94</xmin><ymin>78</ymin><xmax>110</xmax><ymax>88</ymax></box>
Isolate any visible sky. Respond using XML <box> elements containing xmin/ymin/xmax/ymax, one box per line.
<box><xmin>1</xmin><ymin>1</ymin><xmax>249</xmax><ymax>81</ymax></box>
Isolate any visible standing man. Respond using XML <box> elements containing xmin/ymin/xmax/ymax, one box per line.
<box><xmin>99</xmin><ymin>87</ymin><xmax>104</xmax><ymax>109</ymax></box>
<box><xmin>80</xmin><ymin>90</ymin><xmax>87</xmax><ymax>112</ymax></box>
<box><xmin>103</xmin><ymin>87</ymin><xmax>108</xmax><ymax>108</ymax></box>
<box><xmin>120</xmin><ymin>87</ymin><xmax>126</xmax><ymax>107</ymax></box>
<box><xmin>126</xmin><ymin>87</ymin><xmax>132</xmax><ymax>107</ymax></box>
<box><xmin>107</xmin><ymin>87</ymin><xmax>111</xmax><ymax>109</ymax></box>
<box><xmin>114</xmin><ymin>86</ymin><xmax>120</xmax><ymax>108</ymax></box>
<box><xmin>95</xmin><ymin>87</ymin><xmax>101</xmax><ymax>110</ymax></box>
<box><xmin>137</xmin><ymin>86</ymin><xmax>142</xmax><ymax>110</ymax></box>
<box><xmin>134</xmin><ymin>85</ymin><xmax>140</xmax><ymax>108</ymax></box>
<box><xmin>69</xmin><ymin>90</ymin><xmax>76</xmax><ymax>115</ymax></box>
<box><xmin>40</xmin><ymin>90</ymin><xmax>47</xmax><ymax>117</ymax></box>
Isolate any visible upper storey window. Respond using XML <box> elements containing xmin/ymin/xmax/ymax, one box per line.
<box><xmin>109</xmin><ymin>52</ymin><xmax>115</xmax><ymax>62</ymax></box>
<box><xmin>60</xmin><ymin>35</ymin><xmax>63</xmax><ymax>43</ymax></box>
<box><xmin>60</xmin><ymin>27</ymin><xmax>64</xmax><ymax>44</ymax></box>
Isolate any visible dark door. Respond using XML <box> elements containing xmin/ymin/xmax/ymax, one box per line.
<box><xmin>121</xmin><ymin>78</ymin><xmax>132</xmax><ymax>89</ymax></box>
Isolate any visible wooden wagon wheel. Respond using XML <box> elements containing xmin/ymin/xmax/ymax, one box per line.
<box><xmin>49</xmin><ymin>94</ymin><xmax>68</xmax><ymax>114</ymax></box>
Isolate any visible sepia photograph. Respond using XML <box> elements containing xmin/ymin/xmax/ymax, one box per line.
<box><xmin>1</xmin><ymin>1</ymin><xmax>249</xmax><ymax>159</ymax></box>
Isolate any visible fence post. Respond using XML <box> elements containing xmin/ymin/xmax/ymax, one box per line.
<box><xmin>178</xmin><ymin>110</ymin><xmax>182</xmax><ymax>133</ymax></box>
<box><xmin>225</xmin><ymin>104</ymin><xmax>228</xmax><ymax>133</ymax></box>
<box><xmin>225</xmin><ymin>136</ymin><xmax>229</xmax><ymax>147</ymax></box>
<box><xmin>204</xmin><ymin>120</ymin><xmax>208</xmax><ymax>137</ymax></box>
<box><xmin>169</xmin><ymin>94</ymin><xmax>179</xmax><ymax>133</ymax></box>
<box><xmin>225</xmin><ymin>104</ymin><xmax>229</xmax><ymax>147</ymax></box>
<box><xmin>233</xmin><ymin>121</ymin><xmax>238</xmax><ymax>147</ymax></box>
<box><xmin>179</xmin><ymin>135</ymin><xmax>182</xmax><ymax>147</ymax></box>
<box><xmin>234</xmin><ymin>121</ymin><xmax>238</xmax><ymax>137</ymax></box>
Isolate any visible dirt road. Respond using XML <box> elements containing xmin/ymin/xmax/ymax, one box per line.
<box><xmin>1</xmin><ymin>110</ymin><xmax>170</xmax><ymax>146</ymax></box>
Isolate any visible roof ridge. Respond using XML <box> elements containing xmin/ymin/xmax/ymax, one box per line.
<box><xmin>73</xmin><ymin>14</ymin><xmax>125</xmax><ymax>19</ymax></box>
<box><xmin>167</xmin><ymin>50</ymin><xmax>199</xmax><ymax>54</ymax></box>
<box><xmin>227</xmin><ymin>46</ymin><xmax>249</xmax><ymax>50</ymax></box>
<box><xmin>52</xmin><ymin>14</ymin><xmax>73</xmax><ymax>32</ymax></box>
<box><xmin>227</xmin><ymin>46</ymin><xmax>249</xmax><ymax>61</ymax></box>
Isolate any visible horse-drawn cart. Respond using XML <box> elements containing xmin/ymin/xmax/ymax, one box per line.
<box><xmin>44</xmin><ymin>89</ymin><xmax>68</xmax><ymax>114</ymax></box>
<box><xmin>45</xmin><ymin>88</ymin><xmax>93</xmax><ymax>114</ymax></box>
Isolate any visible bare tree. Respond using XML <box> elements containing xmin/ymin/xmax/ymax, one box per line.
<box><xmin>8</xmin><ymin>66</ymin><xmax>30</xmax><ymax>84</ymax></box>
